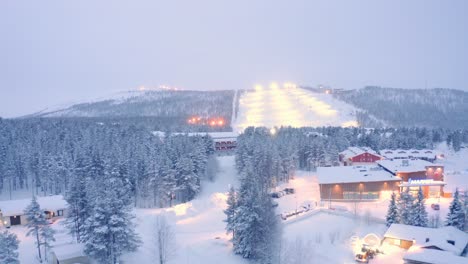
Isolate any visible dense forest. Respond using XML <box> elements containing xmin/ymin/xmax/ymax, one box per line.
<box><xmin>0</xmin><ymin>117</ymin><xmax>217</xmax><ymax>207</ymax></box>
<box><xmin>334</xmin><ymin>87</ymin><xmax>468</xmax><ymax>129</ymax></box>
<box><xmin>236</xmin><ymin>126</ymin><xmax>468</xmax><ymax>179</ymax></box>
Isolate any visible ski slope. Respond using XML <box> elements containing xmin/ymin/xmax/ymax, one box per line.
<box><xmin>233</xmin><ymin>85</ymin><xmax>359</xmax><ymax>132</ymax></box>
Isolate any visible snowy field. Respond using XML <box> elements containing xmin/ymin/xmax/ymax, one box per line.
<box><xmin>3</xmin><ymin>147</ymin><xmax>468</xmax><ymax>263</ymax></box>
<box><xmin>233</xmin><ymin>85</ymin><xmax>358</xmax><ymax>132</ymax></box>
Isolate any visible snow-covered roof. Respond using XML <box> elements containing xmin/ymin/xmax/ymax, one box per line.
<box><xmin>380</xmin><ymin>149</ymin><xmax>439</xmax><ymax>160</ymax></box>
<box><xmin>339</xmin><ymin>147</ymin><xmax>379</xmax><ymax>160</ymax></box>
<box><xmin>0</xmin><ymin>195</ymin><xmax>67</xmax><ymax>217</ymax></box>
<box><xmin>316</xmin><ymin>165</ymin><xmax>401</xmax><ymax>184</ymax></box>
<box><xmin>152</xmin><ymin>131</ymin><xmax>238</xmax><ymax>141</ymax></box>
<box><xmin>376</xmin><ymin>159</ymin><xmax>440</xmax><ymax>174</ymax></box>
<box><xmin>384</xmin><ymin>224</ymin><xmax>468</xmax><ymax>255</ymax></box>
<box><xmin>53</xmin><ymin>243</ymin><xmax>86</xmax><ymax>260</ymax></box>
<box><xmin>403</xmin><ymin>249</ymin><xmax>468</xmax><ymax>264</ymax></box>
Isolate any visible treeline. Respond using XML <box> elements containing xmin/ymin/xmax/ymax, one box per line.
<box><xmin>0</xmin><ymin>117</ymin><xmax>217</xmax><ymax>207</ymax></box>
<box><xmin>386</xmin><ymin>188</ymin><xmax>467</xmax><ymax>231</ymax></box>
<box><xmin>334</xmin><ymin>86</ymin><xmax>468</xmax><ymax>129</ymax></box>
<box><xmin>235</xmin><ymin>126</ymin><xmax>468</xmax><ymax>177</ymax></box>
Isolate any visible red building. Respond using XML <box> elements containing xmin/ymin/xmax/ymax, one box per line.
<box><xmin>339</xmin><ymin>147</ymin><xmax>383</xmax><ymax>166</ymax></box>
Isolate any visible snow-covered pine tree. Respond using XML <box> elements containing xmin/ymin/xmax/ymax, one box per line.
<box><xmin>445</xmin><ymin>188</ymin><xmax>466</xmax><ymax>230</ymax></box>
<box><xmin>65</xmin><ymin>153</ymin><xmax>91</xmax><ymax>242</ymax></box>
<box><xmin>40</xmin><ymin>225</ymin><xmax>56</xmax><ymax>262</ymax></box>
<box><xmin>385</xmin><ymin>192</ymin><xmax>399</xmax><ymax>227</ymax></box>
<box><xmin>83</xmin><ymin>161</ymin><xmax>141</xmax><ymax>264</ymax></box>
<box><xmin>231</xmin><ymin>161</ymin><xmax>281</xmax><ymax>262</ymax></box>
<box><xmin>412</xmin><ymin>187</ymin><xmax>428</xmax><ymax>227</ymax></box>
<box><xmin>175</xmin><ymin>157</ymin><xmax>200</xmax><ymax>202</ymax></box>
<box><xmin>464</xmin><ymin>190</ymin><xmax>468</xmax><ymax>232</ymax></box>
<box><xmin>224</xmin><ymin>186</ymin><xmax>238</xmax><ymax>238</ymax></box>
<box><xmin>158</xmin><ymin>152</ymin><xmax>177</xmax><ymax>207</ymax></box>
<box><xmin>397</xmin><ymin>188</ymin><xmax>415</xmax><ymax>225</ymax></box>
<box><xmin>0</xmin><ymin>230</ymin><xmax>20</xmax><ymax>264</ymax></box>
<box><xmin>24</xmin><ymin>196</ymin><xmax>48</xmax><ymax>263</ymax></box>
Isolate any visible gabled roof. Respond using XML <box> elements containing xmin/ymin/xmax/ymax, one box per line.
<box><xmin>379</xmin><ymin>149</ymin><xmax>439</xmax><ymax>160</ymax></box>
<box><xmin>53</xmin><ymin>243</ymin><xmax>87</xmax><ymax>261</ymax></box>
<box><xmin>403</xmin><ymin>249</ymin><xmax>468</xmax><ymax>264</ymax></box>
<box><xmin>384</xmin><ymin>224</ymin><xmax>468</xmax><ymax>255</ymax></box>
<box><xmin>339</xmin><ymin>147</ymin><xmax>380</xmax><ymax>160</ymax></box>
<box><xmin>317</xmin><ymin>165</ymin><xmax>401</xmax><ymax>184</ymax></box>
<box><xmin>0</xmin><ymin>195</ymin><xmax>67</xmax><ymax>217</ymax></box>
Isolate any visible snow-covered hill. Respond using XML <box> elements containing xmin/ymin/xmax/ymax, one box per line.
<box><xmin>27</xmin><ymin>89</ymin><xmax>235</xmax><ymax>121</ymax></box>
<box><xmin>233</xmin><ymin>85</ymin><xmax>359</xmax><ymax>132</ymax></box>
<box><xmin>334</xmin><ymin>86</ymin><xmax>468</xmax><ymax>129</ymax></box>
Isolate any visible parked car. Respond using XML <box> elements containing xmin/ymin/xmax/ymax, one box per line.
<box><xmin>431</xmin><ymin>204</ymin><xmax>440</xmax><ymax>210</ymax></box>
<box><xmin>271</xmin><ymin>192</ymin><xmax>282</xmax><ymax>198</ymax></box>
<box><xmin>284</xmin><ymin>188</ymin><xmax>295</xmax><ymax>194</ymax></box>
<box><xmin>354</xmin><ymin>254</ymin><xmax>368</xmax><ymax>263</ymax></box>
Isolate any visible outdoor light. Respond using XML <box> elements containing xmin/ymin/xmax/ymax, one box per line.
<box><xmin>270</xmin><ymin>128</ymin><xmax>276</xmax><ymax>135</ymax></box>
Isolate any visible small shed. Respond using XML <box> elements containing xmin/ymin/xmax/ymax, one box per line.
<box><xmin>50</xmin><ymin>243</ymin><xmax>89</xmax><ymax>264</ymax></box>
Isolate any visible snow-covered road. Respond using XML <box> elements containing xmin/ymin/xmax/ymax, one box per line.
<box><xmin>233</xmin><ymin>85</ymin><xmax>358</xmax><ymax>132</ymax></box>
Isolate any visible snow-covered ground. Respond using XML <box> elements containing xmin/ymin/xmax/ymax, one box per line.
<box><xmin>233</xmin><ymin>85</ymin><xmax>358</xmax><ymax>132</ymax></box>
<box><xmin>4</xmin><ymin>148</ymin><xmax>467</xmax><ymax>263</ymax></box>
<box><xmin>121</xmin><ymin>155</ymin><xmax>246</xmax><ymax>264</ymax></box>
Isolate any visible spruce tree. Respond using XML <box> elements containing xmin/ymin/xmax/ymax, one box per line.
<box><xmin>224</xmin><ymin>186</ymin><xmax>238</xmax><ymax>238</ymax></box>
<box><xmin>175</xmin><ymin>157</ymin><xmax>199</xmax><ymax>202</ymax></box>
<box><xmin>446</xmin><ymin>188</ymin><xmax>466</xmax><ymax>230</ymax></box>
<box><xmin>24</xmin><ymin>196</ymin><xmax>48</xmax><ymax>263</ymax></box>
<box><xmin>385</xmin><ymin>192</ymin><xmax>399</xmax><ymax>227</ymax></box>
<box><xmin>397</xmin><ymin>188</ymin><xmax>415</xmax><ymax>225</ymax></box>
<box><xmin>0</xmin><ymin>230</ymin><xmax>20</xmax><ymax>264</ymax></box>
<box><xmin>463</xmin><ymin>190</ymin><xmax>468</xmax><ymax>232</ymax></box>
<box><xmin>412</xmin><ymin>187</ymin><xmax>428</xmax><ymax>227</ymax></box>
<box><xmin>83</xmin><ymin>163</ymin><xmax>141</xmax><ymax>264</ymax></box>
<box><xmin>65</xmin><ymin>154</ymin><xmax>90</xmax><ymax>242</ymax></box>
<box><xmin>231</xmin><ymin>161</ymin><xmax>280</xmax><ymax>262</ymax></box>
<box><xmin>40</xmin><ymin>225</ymin><xmax>56</xmax><ymax>262</ymax></box>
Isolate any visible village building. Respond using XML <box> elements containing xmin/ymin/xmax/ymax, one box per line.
<box><xmin>379</xmin><ymin>149</ymin><xmax>441</xmax><ymax>162</ymax></box>
<box><xmin>153</xmin><ymin>131</ymin><xmax>237</xmax><ymax>152</ymax></box>
<box><xmin>50</xmin><ymin>243</ymin><xmax>90</xmax><ymax>264</ymax></box>
<box><xmin>339</xmin><ymin>147</ymin><xmax>383</xmax><ymax>166</ymax></box>
<box><xmin>317</xmin><ymin>165</ymin><xmax>401</xmax><ymax>201</ymax></box>
<box><xmin>0</xmin><ymin>195</ymin><xmax>67</xmax><ymax>227</ymax></box>
<box><xmin>376</xmin><ymin>159</ymin><xmax>446</xmax><ymax>198</ymax></box>
<box><xmin>383</xmin><ymin>224</ymin><xmax>468</xmax><ymax>264</ymax></box>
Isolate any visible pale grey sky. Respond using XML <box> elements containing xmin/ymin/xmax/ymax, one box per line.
<box><xmin>1</xmin><ymin>0</ymin><xmax>467</xmax><ymax>117</ymax></box>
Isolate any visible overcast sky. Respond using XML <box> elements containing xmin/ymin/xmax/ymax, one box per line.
<box><xmin>1</xmin><ymin>0</ymin><xmax>467</xmax><ymax>117</ymax></box>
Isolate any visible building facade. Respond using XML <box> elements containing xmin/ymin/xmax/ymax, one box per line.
<box><xmin>317</xmin><ymin>165</ymin><xmax>401</xmax><ymax>201</ymax></box>
<box><xmin>0</xmin><ymin>195</ymin><xmax>67</xmax><ymax>227</ymax></box>
<box><xmin>377</xmin><ymin>159</ymin><xmax>446</xmax><ymax>198</ymax></box>
<box><xmin>339</xmin><ymin>147</ymin><xmax>383</xmax><ymax>166</ymax></box>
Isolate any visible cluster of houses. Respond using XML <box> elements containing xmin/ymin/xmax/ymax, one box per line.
<box><xmin>318</xmin><ymin>147</ymin><xmax>448</xmax><ymax>201</ymax></box>
<box><xmin>383</xmin><ymin>224</ymin><xmax>468</xmax><ymax>264</ymax></box>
